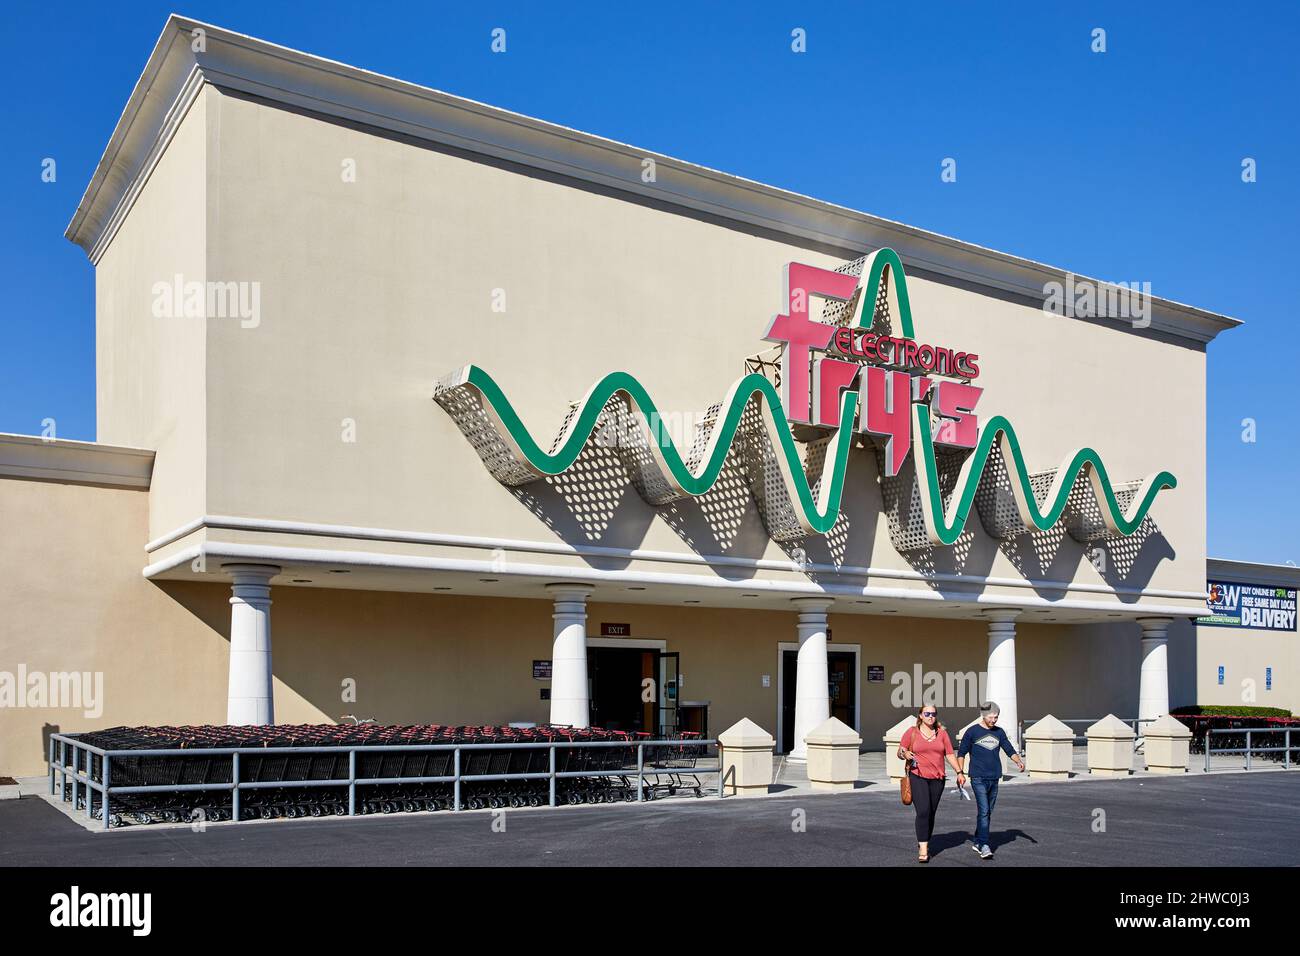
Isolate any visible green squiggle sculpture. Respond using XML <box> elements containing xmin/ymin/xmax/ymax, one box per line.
<box><xmin>436</xmin><ymin>363</ymin><xmax>1175</xmax><ymax>546</ymax></box>
<box><xmin>434</xmin><ymin>247</ymin><xmax>1174</xmax><ymax>544</ymax></box>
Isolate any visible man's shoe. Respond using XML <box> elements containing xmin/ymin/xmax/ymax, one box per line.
<box><xmin>979</xmin><ymin>845</ymin><xmax>994</xmax><ymax>860</ymax></box>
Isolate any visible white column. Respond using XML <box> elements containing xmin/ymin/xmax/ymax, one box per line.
<box><xmin>1137</xmin><ymin>617</ymin><xmax>1172</xmax><ymax>729</ymax></box>
<box><xmin>790</xmin><ymin>597</ymin><xmax>833</xmax><ymax>762</ymax></box>
<box><xmin>224</xmin><ymin>563</ymin><xmax>280</xmax><ymax>725</ymax></box>
<box><xmin>983</xmin><ymin>609</ymin><xmax>1020</xmax><ymax>748</ymax></box>
<box><xmin>547</xmin><ymin>583</ymin><xmax>594</xmax><ymax>728</ymax></box>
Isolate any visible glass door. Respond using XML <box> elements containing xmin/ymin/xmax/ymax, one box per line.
<box><xmin>658</xmin><ymin>652</ymin><xmax>680</xmax><ymax>737</ymax></box>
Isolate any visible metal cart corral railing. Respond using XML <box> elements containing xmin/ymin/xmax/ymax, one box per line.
<box><xmin>1018</xmin><ymin>717</ymin><xmax>1155</xmax><ymax>747</ymax></box>
<box><xmin>1202</xmin><ymin>727</ymin><xmax>1296</xmax><ymax>772</ymax></box>
<box><xmin>48</xmin><ymin>733</ymin><xmax>723</xmax><ymax>831</ymax></box>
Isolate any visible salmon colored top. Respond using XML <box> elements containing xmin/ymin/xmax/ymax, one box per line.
<box><xmin>902</xmin><ymin>726</ymin><xmax>954</xmax><ymax>779</ymax></box>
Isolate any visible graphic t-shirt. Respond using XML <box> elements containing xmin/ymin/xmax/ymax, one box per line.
<box><xmin>957</xmin><ymin>723</ymin><xmax>1017</xmax><ymax>779</ymax></box>
<box><xmin>902</xmin><ymin>726</ymin><xmax>953</xmax><ymax>779</ymax></box>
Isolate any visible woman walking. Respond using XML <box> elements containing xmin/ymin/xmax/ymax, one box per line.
<box><xmin>898</xmin><ymin>705</ymin><xmax>965</xmax><ymax>862</ymax></box>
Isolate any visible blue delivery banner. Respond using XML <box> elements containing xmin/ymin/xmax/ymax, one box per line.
<box><xmin>1201</xmin><ymin>580</ymin><xmax>1297</xmax><ymax>631</ymax></box>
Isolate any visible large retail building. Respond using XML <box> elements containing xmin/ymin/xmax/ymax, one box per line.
<box><xmin>3</xmin><ymin>17</ymin><xmax>1293</xmax><ymax>776</ymax></box>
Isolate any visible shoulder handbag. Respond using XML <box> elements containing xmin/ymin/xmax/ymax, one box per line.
<box><xmin>900</xmin><ymin>728</ymin><xmax>914</xmax><ymax>805</ymax></box>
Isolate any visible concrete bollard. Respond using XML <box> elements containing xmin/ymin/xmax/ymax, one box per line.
<box><xmin>805</xmin><ymin>717</ymin><xmax>862</xmax><ymax>791</ymax></box>
<box><xmin>1143</xmin><ymin>714</ymin><xmax>1192</xmax><ymax>774</ymax></box>
<box><xmin>958</xmin><ymin>717</ymin><xmax>1012</xmax><ymax>778</ymax></box>
<box><xmin>718</xmin><ymin>718</ymin><xmax>775</xmax><ymax>795</ymax></box>
<box><xmin>1023</xmin><ymin>715</ymin><xmax>1075</xmax><ymax>779</ymax></box>
<box><xmin>1086</xmin><ymin>714</ymin><xmax>1135</xmax><ymax>777</ymax></box>
<box><xmin>883</xmin><ymin>715</ymin><xmax>917</xmax><ymax>782</ymax></box>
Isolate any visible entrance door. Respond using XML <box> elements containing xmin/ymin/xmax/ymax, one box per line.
<box><xmin>589</xmin><ymin>646</ymin><xmax>660</xmax><ymax>734</ymax></box>
<box><xmin>781</xmin><ymin>650</ymin><xmax>858</xmax><ymax>753</ymax></box>
<box><xmin>659</xmin><ymin>652</ymin><xmax>680</xmax><ymax>737</ymax></box>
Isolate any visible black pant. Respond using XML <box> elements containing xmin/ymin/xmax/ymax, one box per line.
<box><xmin>909</xmin><ymin>773</ymin><xmax>944</xmax><ymax>842</ymax></box>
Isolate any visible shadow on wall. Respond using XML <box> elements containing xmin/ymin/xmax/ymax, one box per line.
<box><xmin>503</xmin><ymin>394</ymin><xmax>777</xmax><ymax>576</ymax></box>
<box><xmin>1167</xmin><ymin>617</ymin><xmax>1198</xmax><ymax>709</ymax></box>
<box><xmin>480</xmin><ymin>397</ymin><xmax>1172</xmax><ymax>598</ymax></box>
<box><xmin>41</xmin><ymin>722</ymin><xmax>60</xmax><ymax>769</ymax></box>
<box><xmin>880</xmin><ymin>444</ymin><xmax>1172</xmax><ymax>601</ymax></box>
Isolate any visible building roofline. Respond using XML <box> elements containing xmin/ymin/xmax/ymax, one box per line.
<box><xmin>1207</xmin><ymin>557</ymin><xmax>1300</xmax><ymax>585</ymax></box>
<box><xmin>0</xmin><ymin>433</ymin><xmax>154</xmax><ymax>489</ymax></box>
<box><xmin>67</xmin><ymin>14</ymin><xmax>1243</xmax><ymax>346</ymax></box>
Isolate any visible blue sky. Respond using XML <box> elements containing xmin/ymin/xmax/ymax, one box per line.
<box><xmin>2</xmin><ymin>2</ymin><xmax>1296</xmax><ymax>564</ymax></box>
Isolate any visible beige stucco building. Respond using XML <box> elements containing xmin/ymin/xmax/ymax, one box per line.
<box><xmin>0</xmin><ymin>17</ymin><xmax>1270</xmax><ymax>777</ymax></box>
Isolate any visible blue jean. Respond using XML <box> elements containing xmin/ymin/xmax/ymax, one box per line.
<box><xmin>971</xmin><ymin>777</ymin><xmax>999</xmax><ymax>847</ymax></box>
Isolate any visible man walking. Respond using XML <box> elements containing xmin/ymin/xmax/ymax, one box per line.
<box><xmin>957</xmin><ymin>701</ymin><xmax>1025</xmax><ymax>860</ymax></box>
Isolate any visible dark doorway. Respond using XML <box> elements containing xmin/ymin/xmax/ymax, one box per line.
<box><xmin>781</xmin><ymin>650</ymin><xmax>858</xmax><ymax>753</ymax></box>
<box><xmin>589</xmin><ymin>646</ymin><xmax>660</xmax><ymax>734</ymax></box>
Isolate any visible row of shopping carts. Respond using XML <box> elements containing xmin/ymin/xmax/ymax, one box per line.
<box><xmin>58</xmin><ymin>724</ymin><xmax>709</xmax><ymax>826</ymax></box>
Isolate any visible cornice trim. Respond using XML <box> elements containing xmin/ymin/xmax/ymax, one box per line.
<box><xmin>0</xmin><ymin>433</ymin><xmax>154</xmax><ymax>489</ymax></box>
<box><xmin>143</xmin><ymin>512</ymin><xmax>1210</xmax><ymax>604</ymax></box>
<box><xmin>66</xmin><ymin>15</ymin><xmax>1242</xmax><ymax>345</ymax></box>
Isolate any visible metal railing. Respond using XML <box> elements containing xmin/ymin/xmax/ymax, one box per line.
<box><xmin>1202</xmin><ymin>728</ymin><xmax>1296</xmax><ymax>772</ymax></box>
<box><xmin>48</xmin><ymin>733</ymin><xmax>723</xmax><ymax>831</ymax></box>
<box><xmin>1018</xmin><ymin>717</ymin><xmax>1155</xmax><ymax>747</ymax></box>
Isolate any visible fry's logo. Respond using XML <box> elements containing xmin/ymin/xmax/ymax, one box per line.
<box><xmin>762</xmin><ymin>257</ymin><xmax>982</xmax><ymax>476</ymax></box>
<box><xmin>433</xmin><ymin>246</ymin><xmax>1176</xmax><ymax>547</ymax></box>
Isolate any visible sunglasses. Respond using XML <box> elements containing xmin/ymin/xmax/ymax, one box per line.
<box><xmin>921</xmin><ymin>711</ymin><xmax>936</xmax><ymax>717</ymax></box>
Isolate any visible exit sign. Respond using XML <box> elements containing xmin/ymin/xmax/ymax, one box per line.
<box><xmin>600</xmin><ymin>622</ymin><xmax>631</xmax><ymax>637</ymax></box>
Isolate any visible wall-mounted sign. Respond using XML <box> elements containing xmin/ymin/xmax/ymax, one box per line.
<box><xmin>1217</xmin><ymin>665</ymin><xmax>1224</xmax><ymax>686</ymax></box>
<box><xmin>532</xmin><ymin>660</ymin><xmax>552</xmax><ymax>680</ymax></box>
<box><xmin>1266</xmin><ymin>667</ymin><xmax>1273</xmax><ymax>690</ymax></box>
<box><xmin>1201</xmin><ymin>580</ymin><xmax>1297</xmax><ymax>631</ymax></box>
<box><xmin>867</xmin><ymin>665</ymin><xmax>885</xmax><ymax>683</ymax></box>
<box><xmin>434</xmin><ymin>248</ymin><xmax>1175</xmax><ymax>547</ymax></box>
<box><xmin>600</xmin><ymin>622</ymin><xmax>631</xmax><ymax>637</ymax></box>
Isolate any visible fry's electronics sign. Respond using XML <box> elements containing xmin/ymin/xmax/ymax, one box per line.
<box><xmin>434</xmin><ymin>246</ymin><xmax>1177</xmax><ymax>546</ymax></box>
<box><xmin>763</xmin><ymin>262</ymin><xmax>982</xmax><ymax>475</ymax></box>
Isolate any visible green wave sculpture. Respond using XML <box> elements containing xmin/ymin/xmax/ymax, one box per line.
<box><xmin>433</xmin><ymin>246</ymin><xmax>1174</xmax><ymax>545</ymax></box>
<box><xmin>434</xmin><ymin>363</ymin><xmax>1175</xmax><ymax>546</ymax></box>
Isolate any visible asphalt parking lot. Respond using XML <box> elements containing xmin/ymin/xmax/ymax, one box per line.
<box><xmin>2</xmin><ymin>771</ymin><xmax>1296</xmax><ymax>867</ymax></box>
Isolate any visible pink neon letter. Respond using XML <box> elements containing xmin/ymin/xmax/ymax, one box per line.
<box><xmin>932</xmin><ymin>381</ymin><xmax>983</xmax><ymax>448</ymax></box>
<box><xmin>813</xmin><ymin>358</ymin><xmax>861</xmax><ymax>428</ymax></box>
<box><xmin>763</xmin><ymin>263</ymin><xmax>860</xmax><ymax>424</ymax></box>
<box><xmin>860</xmin><ymin>366</ymin><xmax>913</xmax><ymax>477</ymax></box>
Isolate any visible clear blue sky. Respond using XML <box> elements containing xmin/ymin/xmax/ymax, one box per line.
<box><xmin>2</xmin><ymin>2</ymin><xmax>1296</xmax><ymax>564</ymax></box>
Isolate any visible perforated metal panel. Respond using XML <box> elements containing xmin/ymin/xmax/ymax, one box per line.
<box><xmin>971</xmin><ymin>442</ymin><xmax>1058</xmax><ymax>540</ymax></box>
<box><xmin>822</xmin><ymin>254</ymin><xmax>893</xmax><ymax>338</ymax></box>
<box><xmin>433</xmin><ymin>378</ymin><xmax>540</xmax><ymax>487</ymax></box>
<box><xmin>738</xmin><ymin>399</ymin><xmax>808</xmax><ymax>542</ymax></box>
<box><xmin>604</xmin><ymin>397</ymin><xmax>683</xmax><ymax>505</ymax></box>
<box><xmin>1065</xmin><ymin>478</ymin><xmax>1141</xmax><ymax>543</ymax></box>
<box><xmin>657</xmin><ymin>403</ymin><xmax>753</xmax><ymax>553</ymax></box>
<box><xmin>877</xmin><ymin>445</ymin><xmax>974</xmax><ymax>554</ymax></box>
